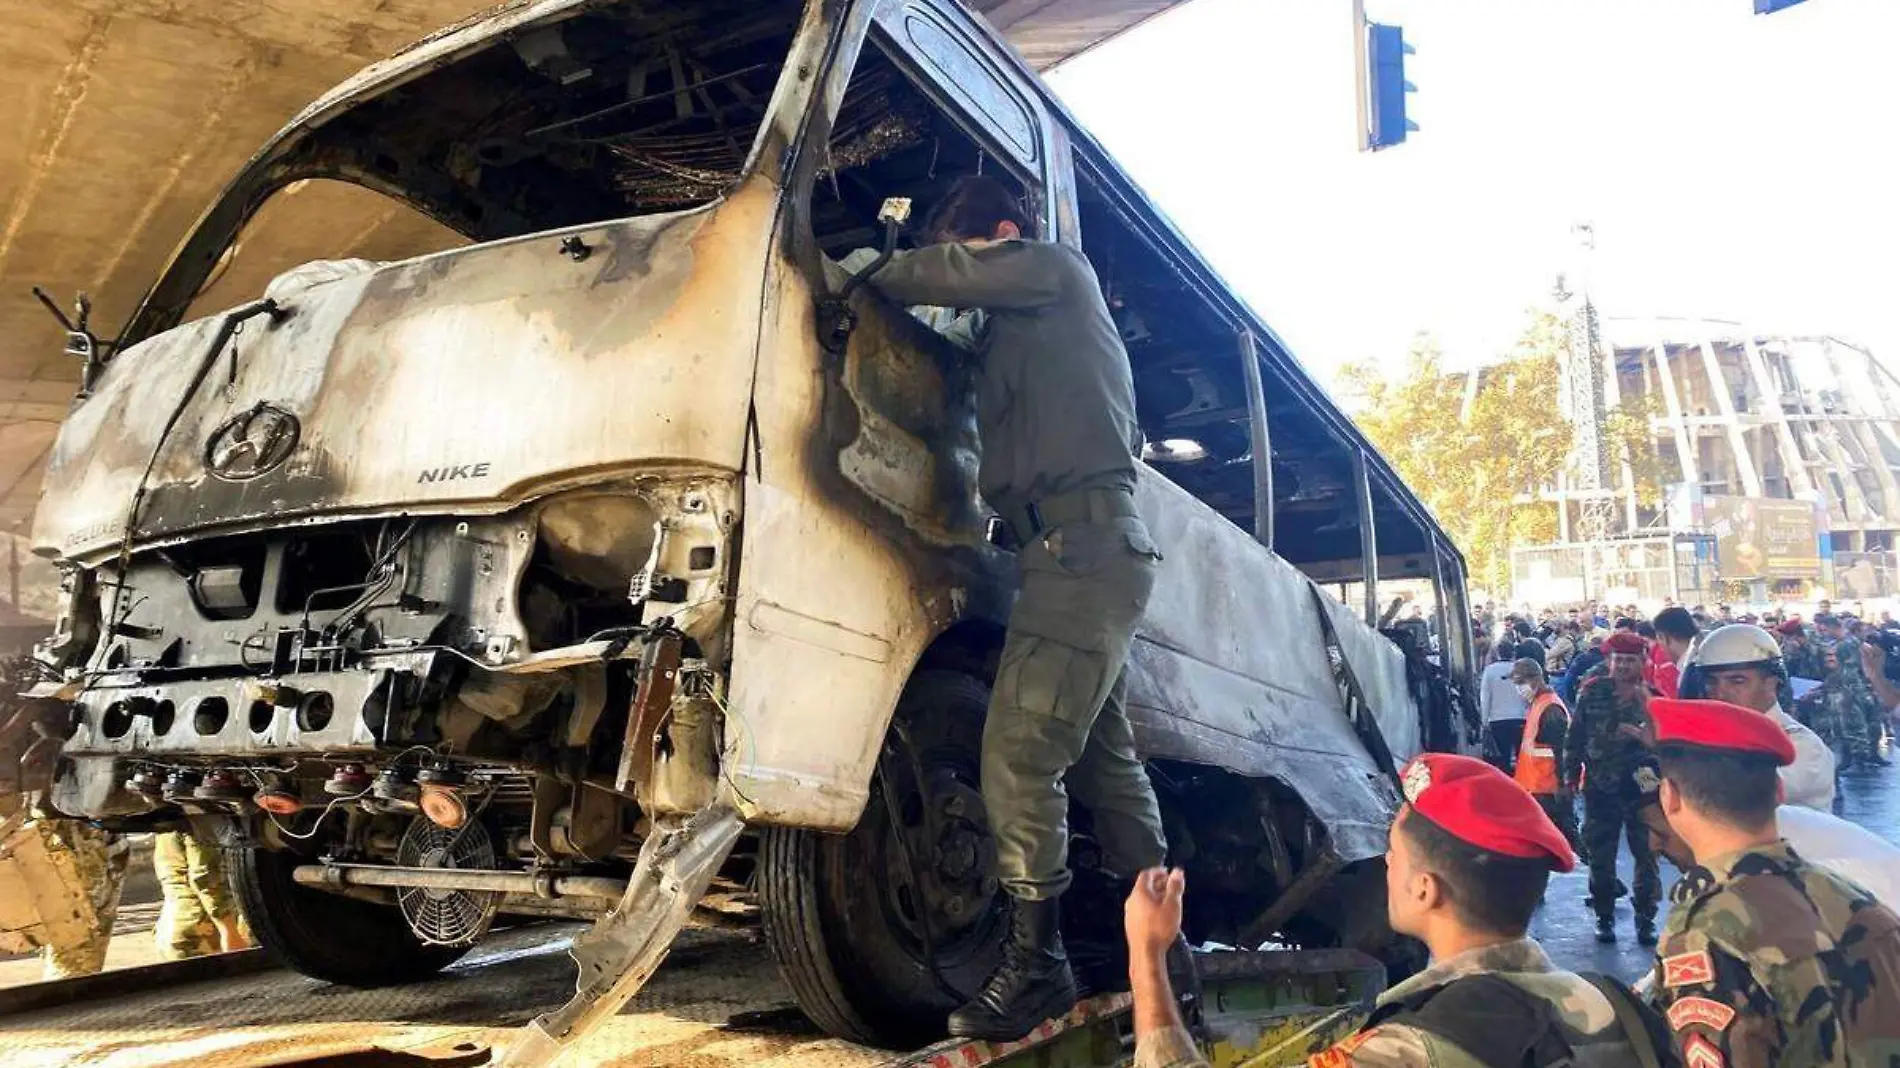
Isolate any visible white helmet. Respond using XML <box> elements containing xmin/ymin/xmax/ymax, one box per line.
<box><xmin>1690</xmin><ymin>624</ymin><xmax>1784</xmax><ymax>671</ymax></box>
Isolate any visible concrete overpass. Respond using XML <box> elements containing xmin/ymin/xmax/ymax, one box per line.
<box><xmin>0</xmin><ymin>0</ymin><xmax>1185</xmax><ymax>611</ymax></box>
<box><xmin>0</xmin><ymin>0</ymin><xmax>1183</xmax><ymax>604</ymax></box>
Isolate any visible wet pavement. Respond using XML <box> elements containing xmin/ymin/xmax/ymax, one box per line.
<box><xmin>1532</xmin><ymin>759</ymin><xmax>1900</xmax><ymax>983</ymax></box>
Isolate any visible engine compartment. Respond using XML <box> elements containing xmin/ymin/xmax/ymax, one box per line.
<box><xmin>41</xmin><ymin>475</ymin><xmax>737</xmax><ymax>823</ymax></box>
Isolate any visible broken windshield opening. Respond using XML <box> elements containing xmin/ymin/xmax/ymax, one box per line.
<box><xmin>295</xmin><ymin>0</ymin><xmax>809</xmax><ymax>231</ymax></box>
<box><xmin>136</xmin><ymin>0</ymin><xmax>809</xmax><ymax>344</ymax></box>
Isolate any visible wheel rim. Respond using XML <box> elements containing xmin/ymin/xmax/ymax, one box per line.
<box><xmin>856</xmin><ymin>732</ymin><xmax>1004</xmax><ymax>980</ymax></box>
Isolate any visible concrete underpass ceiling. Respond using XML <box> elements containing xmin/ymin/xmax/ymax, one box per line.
<box><xmin>0</xmin><ymin>0</ymin><xmax>1184</xmax><ymax>564</ymax></box>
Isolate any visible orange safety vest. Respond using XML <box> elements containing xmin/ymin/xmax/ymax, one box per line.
<box><xmin>1515</xmin><ymin>691</ymin><xmax>1566</xmax><ymax>796</ymax></box>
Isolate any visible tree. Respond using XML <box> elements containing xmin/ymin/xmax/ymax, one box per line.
<box><xmin>1342</xmin><ymin>319</ymin><xmax>1574</xmax><ymax>593</ymax></box>
<box><xmin>1605</xmin><ymin>394</ymin><xmax>1666</xmax><ymax>509</ymax></box>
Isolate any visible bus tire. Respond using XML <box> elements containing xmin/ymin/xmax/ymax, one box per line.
<box><xmin>758</xmin><ymin>670</ymin><xmax>1006</xmax><ymax>1048</ymax></box>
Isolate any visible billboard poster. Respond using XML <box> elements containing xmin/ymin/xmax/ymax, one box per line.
<box><xmin>1704</xmin><ymin>495</ymin><xmax>1821</xmax><ymax>580</ymax></box>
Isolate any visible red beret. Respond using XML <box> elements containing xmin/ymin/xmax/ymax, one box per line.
<box><xmin>1776</xmin><ymin>620</ymin><xmax>1804</xmax><ymax>636</ymax></box>
<box><xmin>1400</xmin><ymin>753</ymin><xmax>1576</xmax><ymax>872</ymax></box>
<box><xmin>1649</xmin><ymin>697</ymin><xmax>1795</xmax><ymax>765</ymax></box>
<box><xmin>1603</xmin><ymin>631</ymin><xmax>1646</xmax><ymax>655</ymax></box>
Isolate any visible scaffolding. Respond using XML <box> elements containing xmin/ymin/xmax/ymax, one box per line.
<box><xmin>1558</xmin><ymin>223</ymin><xmax>1617</xmax><ymax>545</ymax></box>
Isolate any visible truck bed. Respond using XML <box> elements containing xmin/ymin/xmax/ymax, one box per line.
<box><xmin>0</xmin><ymin>924</ymin><xmax>1383</xmax><ymax>1068</ymax></box>
<box><xmin>1</xmin><ymin>924</ymin><xmax>882</xmax><ymax>1068</ymax></box>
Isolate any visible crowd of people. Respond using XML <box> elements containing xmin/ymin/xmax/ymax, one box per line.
<box><xmin>1124</xmin><ymin>598</ymin><xmax>1900</xmax><ymax>1067</ymax></box>
<box><xmin>1477</xmin><ymin>598</ymin><xmax>1897</xmax><ymax>787</ymax></box>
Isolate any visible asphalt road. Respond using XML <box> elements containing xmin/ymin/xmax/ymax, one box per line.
<box><xmin>1531</xmin><ymin>759</ymin><xmax>1900</xmax><ymax>983</ymax></box>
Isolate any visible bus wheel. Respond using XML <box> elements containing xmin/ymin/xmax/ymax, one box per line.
<box><xmin>232</xmin><ymin>842</ymin><xmax>470</xmax><ymax>986</ymax></box>
<box><xmin>758</xmin><ymin>670</ymin><xmax>1006</xmax><ymax>1048</ymax></box>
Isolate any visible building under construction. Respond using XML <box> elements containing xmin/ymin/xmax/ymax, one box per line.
<box><xmin>1512</xmin><ymin>317</ymin><xmax>1900</xmax><ymax>606</ymax></box>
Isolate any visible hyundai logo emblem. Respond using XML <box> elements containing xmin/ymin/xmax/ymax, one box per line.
<box><xmin>204</xmin><ymin>402</ymin><xmax>300</xmax><ymax>481</ymax></box>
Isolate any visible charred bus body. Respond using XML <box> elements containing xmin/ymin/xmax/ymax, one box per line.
<box><xmin>10</xmin><ymin>0</ymin><xmax>1475</xmax><ymax>1047</ymax></box>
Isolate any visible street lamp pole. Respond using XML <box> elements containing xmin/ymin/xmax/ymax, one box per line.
<box><xmin>1352</xmin><ymin>0</ymin><xmax>1369</xmax><ymax>151</ymax></box>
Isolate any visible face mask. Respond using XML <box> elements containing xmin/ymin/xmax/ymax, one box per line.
<box><xmin>1514</xmin><ymin>683</ymin><xmax>1535</xmax><ymax>700</ymax></box>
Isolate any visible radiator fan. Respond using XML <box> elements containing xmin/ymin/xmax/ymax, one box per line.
<box><xmin>395</xmin><ymin>816</ymin><xmax>502</xmax><ymax>947</ymax></box>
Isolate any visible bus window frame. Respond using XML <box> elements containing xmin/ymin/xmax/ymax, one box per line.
<box><xmin>861</xmin><ymin>2</ymin><xmax>1055</xmax><ymax>238</ymax></box>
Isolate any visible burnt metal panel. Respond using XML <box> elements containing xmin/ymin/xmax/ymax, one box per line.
<box><xmin>1120</xmin><ymin>470</ymin><xmax>1413</xmax><ymax>862</ymax></box>
<box><xmin>34</xmin><ymin>184</ymin><xmax>779</xmax><ymax>562</ymax></box>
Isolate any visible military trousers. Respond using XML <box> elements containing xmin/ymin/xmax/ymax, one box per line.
<box><xmin>1819</xmin><ymin>688</ymin><xmax>1874</xmax><ymax>765</ymax></box>
<box><xmin>1859</xmin><ymin>698</ymin><xmax>1888</xmax><ymax>761</ymax></box>
<box><xmin>984</xmin><ymin>513</ymin><xmax>1168</xmax><ymax>902</ymax></box>
<box><xmin>155</xmin><ymin>824</ymin><xmax>240</xmax><ymax>959</ymax></box>
<box><xmin>1581</xmin><ymin>787</ymin><xmax>1659</xmax><ymax>923</ymax></box>
<box><xmin>1828</xmin><ymin>698</ymin><xmax>1864</xmax><ymax>764</ymax></box>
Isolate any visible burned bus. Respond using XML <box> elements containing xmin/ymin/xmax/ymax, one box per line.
<box><xmin>4</xmin><ymin>0</ymin><xmax>1474</xmax><ymax>1052</ymax></box>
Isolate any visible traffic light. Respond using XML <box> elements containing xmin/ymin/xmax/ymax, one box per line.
<box><xmin>1755</xmin><ymin>0</ymin><xmax>1811</xmax><ymax>11</ymax></box>
<box><xmin>1365</xmin><ymin>22</ymin><xmax>1416</xmax><ymax>150</ymax></box>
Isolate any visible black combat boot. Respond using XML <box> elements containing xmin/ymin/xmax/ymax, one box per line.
<box><xmin>1595</xmin><ymin>916</ymin><xmax>1617</xmax><ymax>944</ymax></box>
<box><xmin>948</xmin><ymin>897</ymin><xmax>1079</xmax><ymax>1041</ymax></box>
<box><xmin>1636</xmin><ymin>917</ymin><xmax>1657</xmax><ymax>946</ymax></box>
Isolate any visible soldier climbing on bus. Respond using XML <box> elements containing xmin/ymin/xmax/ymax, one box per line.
<box><xmin>843</xmin><ymin>174</ymin><xmax>1185</xmax><ymax>1039</ymax></box>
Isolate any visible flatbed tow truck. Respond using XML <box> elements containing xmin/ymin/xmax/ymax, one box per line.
<box><xmin>0</xmin><ymin>923</ymin><xmax>1383</xmax><ymax>1068</ymax></box>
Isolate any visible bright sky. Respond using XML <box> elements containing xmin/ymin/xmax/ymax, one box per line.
<box><xmin>1046</xmin><ymin>0</ymin><xmax>1900</xmax><ymax>389</ymax></box>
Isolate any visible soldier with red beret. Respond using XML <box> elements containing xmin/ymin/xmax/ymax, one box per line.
<box><xmin>1127</xmin><ymin>756</ymin><xmax>1674</xmax><ymax>1068</ymax></box>
<box><xmin>1565</xmin><ymin>629</ymin><xmax>1662</xmax><ymax>944</ymax></box>
<box><xmin>1777</xmin><ymin>617</ymin><xmax>1825</xmax><ymax>682</ymax></box>
<box><xmin>1646</xmin><ymin>696</ymin><xmax>1900</xmax><ymax>1067</ymax></box>
<box><xmin>1289</xmin><ymin>754</ymin><xmax>1668</xmax><ymax>1067</ymax></box>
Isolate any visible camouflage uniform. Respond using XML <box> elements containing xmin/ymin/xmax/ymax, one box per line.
<box><xmin>1782</xmin><ymin>639</ymin><xmax>1824</xmax><ymax>683</ymax></box>
<box><xmin>1795</xmin><ymin>672</ymin><xmax>1861</xmax><ymax>767</ymax></box>
<box><xmin>154</xmin><ymin>824</ymin><xmax>241</xmax><ymax>959</ymax></box>
<box><xmin>1181</xmin><ymin>940</ymin><xmax>1643</xmax><ymax>1067</ymax></box>
<box><xmin>1564</xmin><ymin>676</ymin><xmax>1659</xmax><ymax>926</ymax></box>
<box><xmin>1651</xmin><ymin>840</ymin><xmax>1900</xmax><ymax>1066</ymax></box>
<box><xmin>31</xmin><ymin>818</ymin><xmax>130</xmax><ymax>979</ymax></box>
<box><xmin>1833</xmin><ymin>634</ymin><xmax>1887</xmax><ymax>763</ymax></box>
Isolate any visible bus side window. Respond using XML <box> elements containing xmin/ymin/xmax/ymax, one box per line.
<box><xmin>1069</xmin><ymin>154</ymin><xmax>1260</xmax><ymax>530</ymax></box>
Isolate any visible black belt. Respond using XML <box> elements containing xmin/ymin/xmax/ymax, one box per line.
<box><xmin>1001</xmin><ymin>487</ymin><xmax>1136</xmax><ymax>544</ymax></box>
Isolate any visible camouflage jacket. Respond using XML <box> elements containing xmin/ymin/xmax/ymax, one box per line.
<box><xmin>1651</xmin><ymin>839</ymin><xmax>1900</xmax><ymax>1067</ymax></box>
<box><xmin>1830</xmin><ymin>637</ymin><xmax>1878</xmax><ymax>713</ymax></box>
<box><xmin>1783</xmin><ymin>640</ymin><xmax>1825</xmax><ymax>682</ymax></box>
<box><xmin>1833</xmin><ymin>635</ymin><xmax>1865</xmax><ymax>682</ymax></box>
<box><xmin>1562</xmin><ymin>675</ymin><xmax>1649</xmax><ymax>792</ymax></box>
<box><xmin>1795</xmin><ymin>676</ymin><xmax>1855</xmax><ymax>753</ymax></box>
<box><xmin>1299</xmin><ymin>939</ymin><xmax>1645</xmax><ymax>1067</ymax></box>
